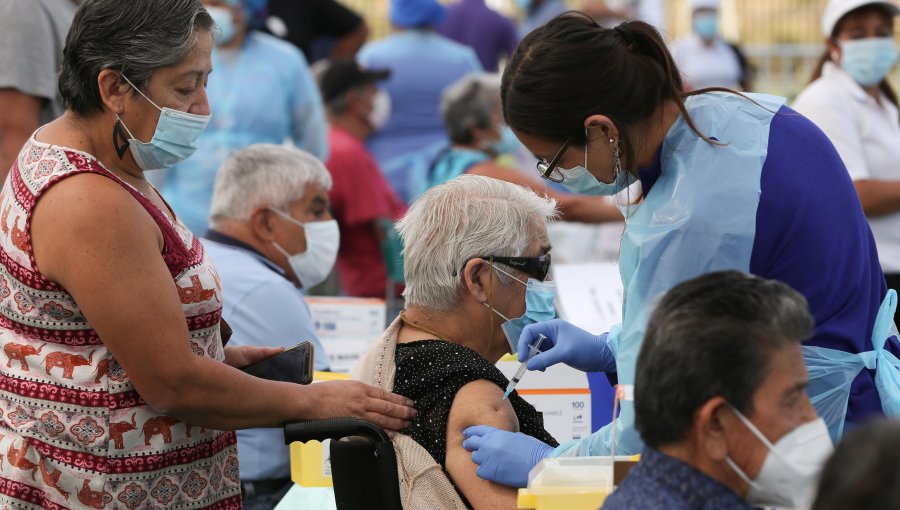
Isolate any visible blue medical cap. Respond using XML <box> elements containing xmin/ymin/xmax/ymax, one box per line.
<box><xmin>390</xmin><ymin>0</ymin><xmax>447</xmax><ymax>28</ymax></box>
<box><xmin>240</xmin><ymin>0</ymin><xmax>269</xmax><ymax>29</ymax></box>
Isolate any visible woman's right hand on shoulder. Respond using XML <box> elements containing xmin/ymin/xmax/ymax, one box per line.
<box><xmin>304</xmin><ymin>380</ymin><xmax>417</xmax><ymax>432</ymax></box>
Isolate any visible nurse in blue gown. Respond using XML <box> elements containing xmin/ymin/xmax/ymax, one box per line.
<box><xmin>461</xmin><ymin>12</ymin><xmax>900</xmax><ymax>489</ymax></box>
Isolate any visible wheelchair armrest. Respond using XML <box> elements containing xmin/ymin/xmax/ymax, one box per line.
<box><xmin>284</xmin><ymin>418</ymin><xmax>392</xmax><ymax>445</ymax></box>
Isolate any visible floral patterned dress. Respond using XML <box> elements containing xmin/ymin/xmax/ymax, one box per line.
<box><xmin>0</xmin><ymin>137</ymin><xmax>241</xmax><ymax>510</ymax></box>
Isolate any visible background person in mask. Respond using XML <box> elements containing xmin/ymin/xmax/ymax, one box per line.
<box><xmin>357</xmin><ymin>0</ymin><xmax>482</xmax><ymax>204</ymax></box>
<box><xmin>354</xmin><ymin>175</ymin><xmax>559</xmax><ymax>509</ymax></box>
<box><xmin>794</xmin><ymin>0</ymin><xmax>900</xmax><ymax>323</ymax></box>
<box><xmin>319</xmin><ymin>58</ymin><xmax>407</xmax><ymax>299</ymax></box>
<box><xmin>602</xmin><ymin>271</ymin><xmax>832</xmax><ymax>510</ymax></box>
<box><xmin>812</xmin><ymin>418</ymin><xmax>900</xmax><ymax>510</ymax></box>
<box><xmin>430</xmin><ymin>73</ymin><xmax>624</xmax><ymax>224</ymax></box>
<box><xmin>158</xmin><ymin>0</ymin><xmax>329</xmax><ymax>235</ymax></box>
<box><xmin>202</xmin><ymin>144</ymin><xmax>334</xmax><ymax>509</ymax></box>
<box><xmin>671</xmin><ymin>0</ymin><xmax>753</xmax><ymax>91</ymax></box>
<box><xmin>461</xmin><ymin>12</ymin><xmax>900</xmax><ymax>488</ymax></box>
<box><xmin>0</xmin><ymin>1</ymin><xmax>414</xmax><ymax>507</ymax></box>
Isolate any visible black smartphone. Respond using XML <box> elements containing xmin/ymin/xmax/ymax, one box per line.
<box><xmin>239</xmin><ymin>342</ymin><xmax>314</xmax><ymax>385</ymax></box>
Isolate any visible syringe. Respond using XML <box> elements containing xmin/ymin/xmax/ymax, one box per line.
<box><xmin>502</xmin><ymin>334</ymin><xmax>547</xmax><ymax>400</ymax></box>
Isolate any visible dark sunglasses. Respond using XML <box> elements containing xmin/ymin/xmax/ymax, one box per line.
<box><xmin>482</xmin><ymin>254</ymin><xmax>552</xmax><ymax>282</ymax></box>
<box><xmin>536</xmin><ymin>135</ymin><xmax>573</xmax><ymax>183</ymax></box>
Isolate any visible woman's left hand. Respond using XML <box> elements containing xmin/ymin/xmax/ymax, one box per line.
<box><xmin>224</xmin><ymin>345</ymin><xmax>285</xmax><ymax>369</ymax></box>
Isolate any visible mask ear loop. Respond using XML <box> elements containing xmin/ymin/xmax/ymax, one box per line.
<box><xmin>487</xmin><ymin>258</ymin><xmax>496</xmax><ymax>355</ymax></box>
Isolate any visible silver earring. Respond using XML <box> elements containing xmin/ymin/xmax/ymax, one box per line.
<box><xmin>613</xmin><ymin>145</ymin><xmax>622</xmax><ymax>176</ymax></box>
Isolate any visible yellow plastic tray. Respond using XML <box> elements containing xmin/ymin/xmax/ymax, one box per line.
<box><xmin>517</xmin><ymin>487</ymin><xmax>609</xmax><ymax>510</ymax></box>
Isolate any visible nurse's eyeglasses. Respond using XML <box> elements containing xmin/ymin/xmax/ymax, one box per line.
<box><xmin>457</xmin><ymin>254</ymin><xmax>552</xmax><ymax>282</ymax></box>
<box><xmin>536</xmin><ymin>135</ymin><xmax>573</xmax><ymax>183</ymax></box>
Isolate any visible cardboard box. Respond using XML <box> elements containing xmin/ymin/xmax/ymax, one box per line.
<box><xmin>497</xmin><ymin>357</ymin><xmax>592</xmax><ymax>442</ymax></box>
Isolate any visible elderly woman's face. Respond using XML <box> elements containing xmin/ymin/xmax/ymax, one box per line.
<box><xmin>483</xmin><ymin>225</ymin><xmax>552</xmax><ymax>358</ymax></box>
<box><xmin>120</xmin><ymin>29</ymin><xmax>214</xmax><ymax>144</ymax></box>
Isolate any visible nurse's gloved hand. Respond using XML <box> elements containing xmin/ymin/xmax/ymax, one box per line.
<box><xmin>518</xmin><ymin>319</ymin><xmax>616</xmax><ymax>373</ymax></box>
<box><xmin>462</xmin><ymin>425</ymin><xmax>553</xmax><ymax>488</ymax></box>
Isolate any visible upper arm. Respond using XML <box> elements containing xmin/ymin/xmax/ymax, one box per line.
<box><xmin>30</xmin><ymin>174</ymin><xmax>199</xmax><ymax>410</ymax></box>
<box><xmin>0</xmin><ymin>90</ymin><xmax>42</xmax><ymax>131</ymax></box>
<box><xmin>445</xmin><ymin>379</ymin><xmax>520</xmax><ymax>509</ymax></box>
<box><xmin>0</xmin><ymin>90</ymin><xmax>42</xmax><ymax>176</ymax></box>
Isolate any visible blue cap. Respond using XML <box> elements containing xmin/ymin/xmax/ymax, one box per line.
<box><xmin>390</xmin><ymin>0</ymin><xmax>447</xmax><ymax>28</ymax></box>
<box><xmin>240</xmin><ymin>0</ymin><xmax>269</xmax><ymax>29</ymax></box>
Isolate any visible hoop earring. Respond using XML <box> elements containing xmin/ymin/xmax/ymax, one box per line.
<box><xmin>113</xmin><ymin>117</ymin><xmax>131</xmax><ymax>160</ymax></box>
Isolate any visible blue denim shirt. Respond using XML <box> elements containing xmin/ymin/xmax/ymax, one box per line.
<box><xmin>602</xmin><ymin>448</ymin><xmax>753</xmax><ymax>510</ymax></box>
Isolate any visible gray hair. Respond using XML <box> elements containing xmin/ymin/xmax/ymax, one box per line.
<box><xmin>635</xmin><ymin>271</ymin><xmax>814</xmax><ymax>449</ymax></box>
<box><xmin>59</xmin><ymin>0</ymin><xmax>214</xmax><ymax>116</ymax></box>
<box><xmin>209</xmin><ymin>144</ymin><xmax>333</xmax><ymax>223</ymax></box>
<box><xmin>441</xmin><ymin>73</ymin><xmax>502</xmax><ymax>145</ymax></box>
<box><xmin>397</xmin><ymin>175</ymin><xmax>557</xmax><ymax>311</ymax></box>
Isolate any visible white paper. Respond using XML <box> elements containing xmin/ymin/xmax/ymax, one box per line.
<box><xmin>553</xmin><ymin>263</ymin><xmax>624</xmax><ymax>333</ymax></box>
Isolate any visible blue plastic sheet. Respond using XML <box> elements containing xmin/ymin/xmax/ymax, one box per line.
<box><xmin>804</xmin><ymin>290</ymin><xmax>900</xmax><ymax>440</ymax></box>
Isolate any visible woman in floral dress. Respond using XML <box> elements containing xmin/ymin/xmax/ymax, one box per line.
<box><xmin>0</xmin><ymin>1</ymin><xmax>415</xmax><ymax>509</ymax></box>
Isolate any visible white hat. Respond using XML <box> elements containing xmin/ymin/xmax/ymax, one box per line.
<box><xmin>691</xmin><ymin>0</ymin><xmax>719</xmax><ymax>11</ymax></box>
<box><xmin>822</xmin><ymin>0</ymin><xmax>900</xmax><ymax>36</ymax></box>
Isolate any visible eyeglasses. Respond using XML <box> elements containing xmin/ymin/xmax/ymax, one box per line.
<box><xmin>536</xmin><ymin>135</ymin><xmax>573</xmax><ymax>183</ymax></box>
<box><xmin>482</xmin><ymin>254</ymin><xmax>552</xmax><ymax>282</ymax></box>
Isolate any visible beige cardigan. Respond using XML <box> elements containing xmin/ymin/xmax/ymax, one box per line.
<box><xmin>352</xmin><ymin>316</ymin><xmax>470</xmax><ymax>510</ymax></box>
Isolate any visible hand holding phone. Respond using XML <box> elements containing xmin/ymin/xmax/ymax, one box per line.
<box><xmin>239</xmin><ymin>341</ymin><xmax>314</xmax><ymax>385</ymax></box>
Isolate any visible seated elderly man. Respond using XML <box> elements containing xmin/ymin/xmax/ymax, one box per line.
<box><xmin>604</xmin><ymin>271</ymin><xmax>834</xmax><ymax>510</ymax></box>
<box><xmin>355</xmin><ymin>175</ymin><xmax>560</xmax><ymax>509</ymax></box>
<box><xmin>428</xmin><ymin>74</ymin><xmax>622</xmax><ymax>224</ymax></box>
<box><xmin>203</xmin><ymin>144</ymin><xmax>335</xmax><ymax>508</ymax></box>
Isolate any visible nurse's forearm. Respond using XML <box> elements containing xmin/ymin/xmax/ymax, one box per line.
<box><xmin>553</xmin><ymin>193</ymin><xmax>624</xmax><ymax>224</ymax></box>
<box><xmin>854</xmin><ymin>180</ymin><xmax>900</xmax><ymax>217</ymax></box>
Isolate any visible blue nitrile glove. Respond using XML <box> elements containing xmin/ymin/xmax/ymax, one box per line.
<box><xmin>518</xmin><ymin>319</ymin><xmax>616</xmax><ymax>372</ymax></box>
<box><xmin>462</xmin><ymin>425</ymin><xmax>554</xmax><ymax>488</ymax></box>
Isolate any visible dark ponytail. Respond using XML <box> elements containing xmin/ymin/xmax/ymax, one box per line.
<box><xmin>502</xmin><ymin>12</ymin><xmax>718</xmax><ymax>171</ymax></box>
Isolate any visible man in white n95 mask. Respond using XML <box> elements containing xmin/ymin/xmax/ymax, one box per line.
<box><xmin>601</xmin><ymin>271</ymin><xmax>833</xmax><ymax>510</ymax></box>
<box><xmin>202</xmin><ymin>144</ymin><xmax>338</xmax><ymax>508</ymax></box>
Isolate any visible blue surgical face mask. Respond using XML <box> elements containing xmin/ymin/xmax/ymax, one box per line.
<box><xmin>693</xmin><ymin>12</ymin><xmax>719</xmax><ymax>40</ymax></box>
<box><xmin>559</xmin><ymin>135</ymin><xmax>636</xmax><ymax>196</ymax></box>
<box><xmin>485</xmin><ymin>264</ymin><xmax>557</xmax><ymax>353</ymax></box>
<box><xmin>116</xmin><ymin>75</ymin><xmax>211</xmax><ymax>170</ymax></box>
<box><xmin>840</xmin><ymin>37</ymin><xmax>898</xmax><ymax>87</ymax></box>
<box><xmin>207</xmin><ymin>6</ymin><xmax>237</xmax><ymax>45</ymax></box>
<box><xmin>489</xmin><ymin>126</ymin><xmax>521</xmax><ymax>155</ymax></box>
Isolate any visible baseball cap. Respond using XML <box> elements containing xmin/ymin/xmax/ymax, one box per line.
<box><xmin>319</xmin><ymin>59</ymin><xmax>391</xmax><ymax>103</ymax></box>
<box><xmin>822</xmin><ymin>0</ymin><xmax>900</xmax><ymax>36</ymax></box>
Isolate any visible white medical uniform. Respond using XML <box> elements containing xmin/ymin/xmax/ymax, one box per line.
<box><xmin>794</xmin><ymin>62</ymin><xmax>900</xmax><ymax>272</ymax></box>
<box><xmin>672</xmin><ymin>33</ymin><xmax>743</xmax><ymax>90</ymax></box>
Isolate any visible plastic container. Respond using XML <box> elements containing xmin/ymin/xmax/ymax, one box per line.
<box><xmin>517</xmin><ymin>455</ymin><xmax>640</xmax><ymax>510</ymax></box>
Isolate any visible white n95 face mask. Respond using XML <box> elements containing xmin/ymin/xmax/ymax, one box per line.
<box><xmin>367</xmin><ymin>89</ymin><xmax>392</xmax><ymax>131</ymax></box>
<box><xmin>269</xmin><ymin>209</ymin><xmax>340</xmax><ymax>289</ymax></box>
<box><xmin>725</xmin><ymin>407</ymin><xmax>833</xmax><ymax>510</ymax></box>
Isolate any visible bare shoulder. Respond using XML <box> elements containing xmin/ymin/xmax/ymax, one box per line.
<box><xmin>31</xmin><ymin>172</ymin><xmax>162</xmax><ymax>283</ymax></box>
<box><xmin>447</xmin><ymin>379</ymin><xmax>519</xmax><ymax>433</ymax></box>
<box><xmin>444</xmin><ymin>379</ymin><xmax>520</xmax><ymax>509</ymax></box>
